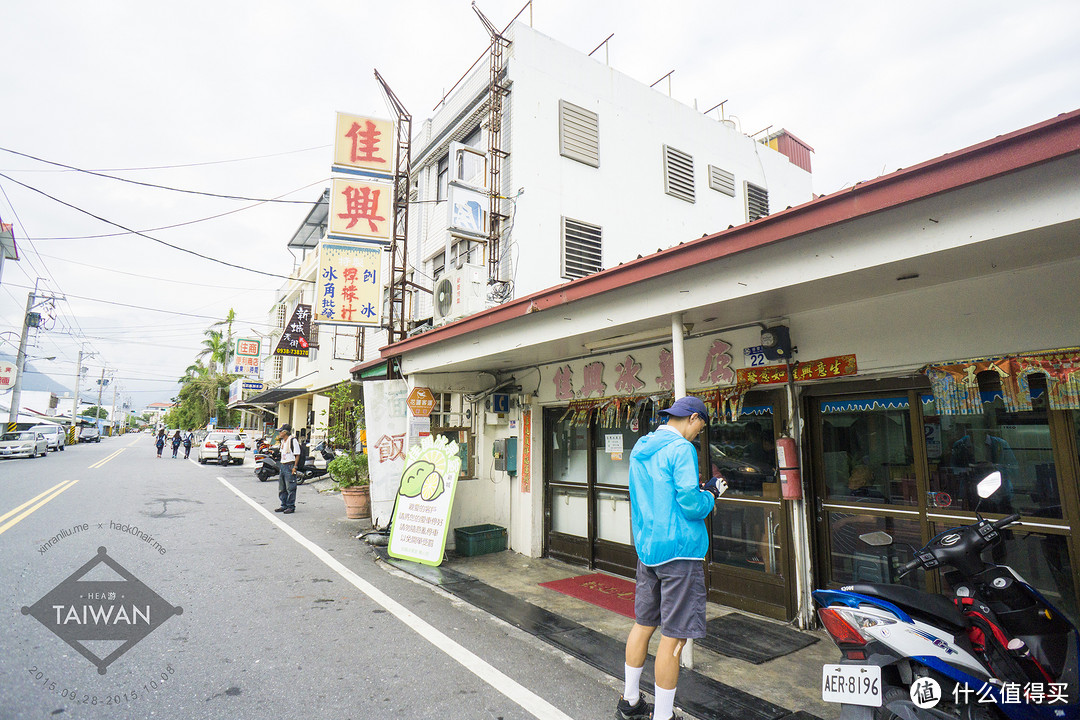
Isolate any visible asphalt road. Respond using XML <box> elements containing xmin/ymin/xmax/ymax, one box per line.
<box><xmin>0</xmin><ymin>434</ymin><xmax>622</xmax><ymax>720</ymax></box>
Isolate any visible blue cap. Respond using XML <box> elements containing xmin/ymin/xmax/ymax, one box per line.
<box><xmin>659</xmin><ymin>396</ymin><xmax>710</xmax><ymax>421</ymax></box>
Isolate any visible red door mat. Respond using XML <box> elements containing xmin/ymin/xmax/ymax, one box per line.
<box><xmin>539</xmin><ymin>573</ymin><xmax>636</xmax><ymax>618</ymax></box>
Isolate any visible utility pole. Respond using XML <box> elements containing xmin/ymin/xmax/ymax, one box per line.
<box><xmin>110</xmin><ymin>380</ymin><xmax>118</xmax><ymax>437</ymax></box>
<box><xmin>70</xmin><ymin>348</ymin><xmax>91</xmax><ymax>443</ymax></box>
<box><xmin>6</xmin><ymin>280</ymin><xmax>58</xmax><ymax>427</ymax></box>
<box><xmin>95</xmin><ymin>368</ymin><xmax>109</xmax><ymax>433</ymax></box>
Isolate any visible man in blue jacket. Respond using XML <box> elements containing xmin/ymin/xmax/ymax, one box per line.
<box><xmin>616</xmin><ymin>396</ymin><xmax>727</xmax><ymax>720</ymax></box>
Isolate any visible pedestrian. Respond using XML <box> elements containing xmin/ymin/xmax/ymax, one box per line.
<box><xmin>170</xmin><ymin>430</ymin><xmax>182</xmax><ymax>458</ymax></box>
<box><xmin>617</xmin><ymin>396</ymin><xmax>728</xmax><ymax>720</ymax></box>
<box><xmin>275</xmin><ymin>424</ymin><xmax>301</xmax><ymax>514</ymax></box>
<box><xmin>155</xmin><ymin>429</ymin><xmax>166</xmax><ymax>458</ymax></box>
<box><xmin>182</xmin><ymin>429</ymin><xmax>193</xmax><ymax>459</ymax></box>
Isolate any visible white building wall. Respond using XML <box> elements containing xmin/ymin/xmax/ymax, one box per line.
<box><xmin>409</xmin><ymin>22</ymin><xmax>813</xmax><ymax>314</ymax></box>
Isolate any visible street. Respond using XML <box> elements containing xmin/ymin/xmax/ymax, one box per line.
<box><xmin>0</xmin><ymin>435</ymin><xmax>619</xmax><ymax>720</ymax></box>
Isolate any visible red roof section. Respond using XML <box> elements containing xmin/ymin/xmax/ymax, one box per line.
<box><xmin>373</xmin><ymin>109</ymin><xmax>1080</xmax><ymax>365</ymax></box>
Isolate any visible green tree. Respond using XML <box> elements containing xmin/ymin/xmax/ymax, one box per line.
<box><xmin>84</xmin><ymin>406</ymin><xmax>109</xmax><ymax>419</ymax></box>
<box><xmin>321</xmin><ymin>382</ymin><xmax>368</xmax><ymax>488</ymax></box>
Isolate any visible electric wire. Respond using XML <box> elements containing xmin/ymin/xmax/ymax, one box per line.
<box><xmin>33</xmin><ymin>251</ymin><xmax>277</xmax><ymax>291</ymax></box>
<box><xmin>0</xmin><ymin>173</ymin><xmax>316</xmax><ymax>283</ymax></box>
<box><xmin>0</xmin><ymin>147</ymin><xmax>319</xmax><ymax>204</ymax></box>
<box><xmin>2</xmin><ymin>144</ymin><xmax>331</xmax><ymax>174</ymax></box>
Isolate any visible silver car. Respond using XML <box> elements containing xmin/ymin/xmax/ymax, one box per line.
<box><xmin>0</xmin><ymin>431</ymin><xmax>49</xmax><ymax>459</ymax></box>
<box><xmin>197</xmin><ymin>432</ymin><xmax>247</xmax><ymax>465</ymax></box>
<box><xmin>30</xmin><ymin>424</ymin><xmax>66</xmax><ymax>452</ymax></box>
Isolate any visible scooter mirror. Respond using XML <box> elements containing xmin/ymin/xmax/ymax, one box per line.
<box><xmin>976</xmin><ymin>471</ymin><xmax>1002</xmax><ymax>499</ymax></box>
<box><xmin>859</xmin><ymin>531</ymin><xmax>893</xmax><ymax>547</ymax></box>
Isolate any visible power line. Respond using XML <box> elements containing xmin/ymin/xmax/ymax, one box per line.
<box><xmin>0</xmin><ymin>147</ymin><xmax>320</xmax><ymax>204</ymax></box>
<box><xmin>0</xmin><ymin>173</ymin><xmax>316</xmax><ymax>283</ymax></box>
<box><xmin>4</xmin><ymin>281</ymin><xmax>279</xmax><ymax>325</ymax></box>
<box><xmin>33</xmin><ymin>250</ymin><xmax>276</xmax><ymax>290</ymax></box>
<box><xmin>2</xmin><ymin>144</ymin><xmax>331</xmax><ymax>173</ymax></box>
<box><xmin>20</xmin><ymin>178</ymin><xmax>328</xmax><ymax>241</ymax></box>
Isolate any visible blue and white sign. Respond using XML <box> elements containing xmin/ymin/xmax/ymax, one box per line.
<box><xmin>744</xmin><ymin>345</ymin><xmax>767</xmax><ymax>368</ymax></box>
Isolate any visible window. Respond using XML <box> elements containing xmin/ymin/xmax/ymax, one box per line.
<box><xmin>436</xmin><ymin>154</ymin><xmax>449</xmax><ymax>202</ymax></box>
<box><xmin>746</xmin><ymin>182</ymin><xmax>769</xmax><ymax>221</ymax></box>
<box><xmin>276</xmin><ymin>303</ymin><xmax>287</xmax><ymax>328</ymax></box>
<box><xmin>559</xmin><ymin>100</ymin><xmax>599</xmax><ymax>167</ymax></box>
<box><xmin>273</xmin><ymin>356</ymin><xmax>283</xmax><ymax>382</ymax></box>
<box><xmin>309</xmin><ymin>321</ymin><xmax>319</xmax><ymax>348</ymax></box>
<box><xmin>432</xmin><ymin>252</ymin><xmax>445</xmax><ymax>282</ymax></box>
<box><xmin>561</xmin><ymin>217</ymin><xmax>602</xmax><ymax>280</ymax></box>
<box><xmin>430</xmin><ymin>392</ymin><xmax>474</xmax><ymax>479</ymax></box>
<box><xmin>708</xmin><ymin>165</ymin><xmax>736</xmax><ymax>197</ymax></box>
<box><xmin>663</xmin><ymin>145</ymin><xmax>695</xmax><ymax>203</ymax></box>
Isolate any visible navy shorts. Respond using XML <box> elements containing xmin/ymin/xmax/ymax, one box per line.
<box><xmin>633</xmin><ymin>559</ymin><xmax>707</xmax><ymax>639</ymax></box>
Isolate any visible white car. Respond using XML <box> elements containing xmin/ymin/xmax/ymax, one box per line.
<box><xmin>0</xmin><ymin>431</ymin><xmax>49</xmax><ymax>459</ymax></box>
<box><xmin>197</xmin><ymin>432</ymin><xmax>247</xmax><ymax>465</ymax></box>
<box><xmin>30</xmin><ymin>424</ymin><xmax>66</xmax><ymax>452</ymax></box>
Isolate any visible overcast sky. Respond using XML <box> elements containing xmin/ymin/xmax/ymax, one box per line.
<box><xmin>2</xmin><ymin>0</ymin><xmax>1078</xmax><ymax>412</ymax></box>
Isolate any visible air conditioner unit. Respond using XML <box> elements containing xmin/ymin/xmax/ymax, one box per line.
<box><xmin>433</xmin><ymin>263</ymin><xmax>486</xmax><ymax>325</ymax></box>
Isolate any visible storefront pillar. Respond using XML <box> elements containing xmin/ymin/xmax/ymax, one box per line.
<box><xmin>671</xmin><ymin>313</ymin><xmax>687</xmax><ymax>397</ymax></box>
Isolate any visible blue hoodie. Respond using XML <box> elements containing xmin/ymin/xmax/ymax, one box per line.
<box><xmin>629</xmin><ymin>425</ymin><xmax>715</xmax><ymax>566</ymax></box>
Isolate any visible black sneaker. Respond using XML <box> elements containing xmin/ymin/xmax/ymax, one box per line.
<box><xmin>615</xmin><ymin>697</ymin><xmax>652</xmax><ymax>720</ymax></box>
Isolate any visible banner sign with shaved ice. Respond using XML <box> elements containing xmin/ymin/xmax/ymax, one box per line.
<box><xmin>387</xmin><ymin>435</ymin><xmax>462</xmax><ymax>566</ymax></box>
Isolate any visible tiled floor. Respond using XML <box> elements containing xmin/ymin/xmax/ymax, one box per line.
<box><xmin>411</xmin><ymin>549</ymin><xmax>841</xmax><ymax>720</ymax></box>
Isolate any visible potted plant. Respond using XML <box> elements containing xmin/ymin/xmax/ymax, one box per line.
<box><xmin>322</xmin><ymin>382</ymin><xmax>370</xmax><ymax>519</ymax></box>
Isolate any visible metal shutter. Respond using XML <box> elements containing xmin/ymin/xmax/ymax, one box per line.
<box><xmin>561</xmin><ymin>217</ymin><xmax>603</xmax><ymax>280</ymax></box>
<box><xmin>746</xmin><ymin>182</ymin><xmax>769</xmax><ymax>221</ymax></box>
<box><xmin>559</xmin><ymin>100</ymin><xmax>600</xmax><ymax>167</ymax></box>
<box><xmin>708</xmin><ymin>165</ymin><xmax>736</xmax><ymax>197</ymax></box>
<box><xmin>663</xmin><ymin>145</ymin><xmax>695</xmax><ymax>203</ymax></box>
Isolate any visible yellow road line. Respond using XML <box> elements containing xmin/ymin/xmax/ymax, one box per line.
<box><xmin>0</xmin><ymin>481</ymin><xmax>72</xmax><ymax>524</ymax></box>
<box><xmin>0</xmin><ymin>480</ymin><xmax>79</xmax><ymax>535</ymax></box>
<box><xmin>89</xmin><ymin>448</ymin><xmax>125</xmax><ymax>469</ymax></box>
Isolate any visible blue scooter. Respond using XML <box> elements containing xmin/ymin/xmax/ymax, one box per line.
<box><xmin>814</xmin><ymin>471</ymin><xmax>1078</xmax><ymax>720</ymax></box>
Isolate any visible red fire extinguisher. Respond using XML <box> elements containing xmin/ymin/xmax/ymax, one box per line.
<box><xmin>776</xmin><ymin>436</ymin><xmax>802</xmax><ymax>500</ymax></box>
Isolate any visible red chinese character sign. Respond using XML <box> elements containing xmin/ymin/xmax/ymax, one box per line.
<box><xmin>274</xmin><ymin>305</ymin><xmax>313</xmax><ymax>357</ymax></box>
<box><xmin>316</xmin><ymin>243</ymin><xmax>382</xmax><ymax>327</ymax></box>
<box><xmin>0</xmin><ymin>362</ymin><xmax>15</xmax><ymax>388</ymax></box>
<box><xmin>328</xmin><ymin>177</ymin><xmax>394</xmax><ymax>246</ymax></box>
<box><xmin>332</xmin><ymin>113</ymin><xmax>395</xmax><ymax>178</ymax></box>
<box><xmin>737</xmin><ymin>354</ymin><xmax>858</xmax><ymax>386</ymax></box>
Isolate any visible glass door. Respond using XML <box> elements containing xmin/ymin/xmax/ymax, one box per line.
<box><xmin>703</xmin><ymin>390</ymin><xmax>794</xmax><ymax>620</ymax></box>
<box><xmin>544</xmin><ymin>408</ymin><xmax>591</xmax><ymax>565</ymax></box>
<box><xmin>591</xmin><ymin>412</ymin><xmax>650</xmax><ymax>576</ymax></box>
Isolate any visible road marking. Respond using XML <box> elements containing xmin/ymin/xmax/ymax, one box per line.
<box><xmin>0</xmin><ymin>481</ymin><xmax>73</xmax><ymax>524</ymax></box>
<box><xmin>0</xmin><ymin>480</ymin><xmax>79</xmax><ymax>535</ymax></box>
<box><xmin>89</xmin><ymin>448</ymin><xmax>125</xmax><ymax>469</ymax></box>
<box><xmin>217</xmin><ymin>477</ymin><xmax>576</xmax><ymax>720</ymax></box>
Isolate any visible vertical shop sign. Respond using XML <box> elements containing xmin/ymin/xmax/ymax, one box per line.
<box><xmin>274</xmin><ymin>305</ymin><xmax>312</xmax><ymax>357</ymax></box>
<box><xmin>332</xmin><ymin>113</ymin><xmax>395</xmax><ymax>178</ymax></box>
<box><xmin>316</xmin><ymin>242</ymin><xmax>383</xmax><ymax>327</ymax></box>
<box><xmin>520</xmin><ymin>409</ymin><xmax>531</xmax><ymax>493</ymax></box>
<box><xmin>328</xmin><ymin>177</ymin><xmax>394</xmax><ymax>246</ymax></box>
<box><xmin>363</xmin><ymin>379</ymin><xmax>409</xmax><ymax>524</ymax></box>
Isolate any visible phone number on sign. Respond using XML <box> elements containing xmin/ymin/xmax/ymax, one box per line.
<box><xmin>28</xmin><ymin>663</ymin><xmax>176</xmax><ymax>705</ymax></box>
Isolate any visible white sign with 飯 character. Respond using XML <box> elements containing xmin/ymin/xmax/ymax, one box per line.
<box><xmin>387</xmin><ymin>435</ymin><xmax>461</xmax><ymax>567</ymax></box>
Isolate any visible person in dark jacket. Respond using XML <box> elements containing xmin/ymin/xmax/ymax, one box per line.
<box><xmin>171</xmin><ymin>430</ymin><xmax>182</xmax><ymax>458</ymax></box>
<box><xmin>156</xmin><ymin>429</ymin><xmax>166</xmax><ymax>458</ymax></box>
<box><xmin>182</xmin><ymin>429</ymin><xmax>193</xmax><ymax>459</ymax></box>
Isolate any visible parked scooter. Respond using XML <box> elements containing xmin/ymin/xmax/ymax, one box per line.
<box><xmin>813</xmin><ymin>471</ymin><xmax>1078</xmax><ymax>720</ymax></box>
<box><xmin>216</xmin><ymin>440</ymin><xmax>232</xmax><ymax>466</ymax></box>
<box><xmin>295</xmin><ymin>441</ymin><xmax>335</xmax><ymax>485</ymax></box>
<box><xmin>254</xmin><ymin>447</ymin><xmax>280</xmax><ymax>482</ymax></box>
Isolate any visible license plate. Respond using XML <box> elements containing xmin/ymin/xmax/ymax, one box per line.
<box><xmin>822</xmin><ymin>664</ymin><xmax>881</xmax><ymax>706</ymax></box>
<box><xmin>254</xmin><ymin>461</ymin><xmax>262</xmax><ymax>468</ymax></box>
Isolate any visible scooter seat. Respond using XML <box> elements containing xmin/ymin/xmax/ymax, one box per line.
<box><xmin>850</xmin><ymin>582</ymin><xmax>968</xmax><ymax>630</ymax></box>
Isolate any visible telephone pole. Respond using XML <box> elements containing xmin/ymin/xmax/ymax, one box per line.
<box><xmin>6</xmin><ymin>280</ymin><xmax>60</xmax><ymax>427</ymax></box>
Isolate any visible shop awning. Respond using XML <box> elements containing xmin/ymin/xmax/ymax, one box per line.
<box><xmin>922</xmin><ymin>347</ymin><xmax>1080</xmax><ymax>414</ymax></box>
<box><xmin>242</xmin><ymin>386</ymin><xmax>309</xmax><ymax>406</ymax></box>
<box><xmin>351</xmin><ymin>357</ymin><xmax>390</xmax><ymax>380</ymax></box>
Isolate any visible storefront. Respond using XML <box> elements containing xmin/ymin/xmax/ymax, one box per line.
<box><xmin>807</xmin><ymin>351</ymin><xmax>1080</xmax><ymax>628</ymax></box>
<box><xmin>538</xmin><ymin>335</ymin><xmax>803</xmax><ymax>621</ymax></box>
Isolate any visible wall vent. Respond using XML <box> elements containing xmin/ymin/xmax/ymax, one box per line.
<box><xmin>559</xmin><ymin>100</ymin><xmax>599</xmax><ymax>168</ymax></box>
<box><xmin>663</xmin><ymin>145</ymin><xmax>695</xmax><ymax>203</ymax></box>
<box><xmin>561</xmin><ymin>217</ymin><xmax>603</xmax><ymax>280</ymax></box>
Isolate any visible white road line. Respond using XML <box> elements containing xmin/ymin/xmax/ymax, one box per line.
<box><xmin>216</xmin><ymin>476</ymin><xmax>576</xmax><ymax>720</ymax></box>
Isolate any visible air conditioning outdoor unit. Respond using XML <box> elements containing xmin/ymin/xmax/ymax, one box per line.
<box><xmin>433</xmin><ymin>263</ymin><xmax>486</xmax><ymax>325</ymax></box>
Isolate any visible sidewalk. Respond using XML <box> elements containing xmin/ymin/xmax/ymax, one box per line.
<box><xmin>373</xmin><ymin>545</ymin><xmax>839</xmax><ymax>720</ymax></box>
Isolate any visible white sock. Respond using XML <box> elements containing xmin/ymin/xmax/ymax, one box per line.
<box><xmin>654</xmin><ymin>685</ymin><xmax>676</xmax><ymax>720</ymax></box>
<box><xmin>623</xmin><ymin>663</ymin><xmax>644</xmax><ymax>704</ymax></box>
